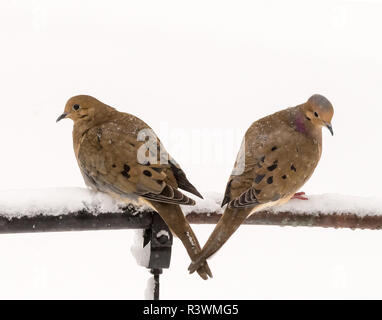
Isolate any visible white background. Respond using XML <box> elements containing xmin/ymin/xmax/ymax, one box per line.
<box><xmin>0</xmin><ymin>0</ymin><xmax>382</xmax><ymax>299</ymax></box>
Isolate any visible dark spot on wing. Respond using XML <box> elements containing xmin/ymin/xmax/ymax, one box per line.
<box><xmin>152</xmin><ymin>167</ymin><xmax>162</xmax><ymax>173</ymax></box>
<box><xmin>291</xmin><ymin>165</ymin><xmax>297</xmax><ymax>172</ymax></box>
<box><xmin>267</xmin><ymin>163</ymin><xmax>277</xmax><ymax>171</ymax></box>
<box><xmin>267</xmin><ymin>176</ymin><xmax>273</xmax><ymax>184</ymax></box>
<box><xmin>143</xmin><ymin>170</ymin><xmax>152</xmax><ymax>177</ymax></box>
<box><xmin>121</xmin><ymin>164</ymin><xmax>131</xmax><ymax>178</ymax></box>
<box><xmin>282</xmin><ymin>175</ymin><xmax>287</xmax><ymax>179</ymax></box>
<box><xmin>260</xmin><ymin>156</ymin><xmax>266</xmax><ymax>163</ymax></box>
<box><xmin>112</xmin><ymin>164</ymin><xmax>116</xmax><ymax>168</ymax></box>
<box><xmin>254</xmin><ymin>174</ymin><xmax>265</xmax><ymax>184</ymax></box>
<box><xmin>306</xmin><ymin>116</ymin><xmax>311</xmax><ymax>121</ymax></box>
<box><xmin>254</xmin><ymin>189</ymin><xmax>261</xmax><ymax>195</ymax></box>
<box><xmin>271</xmin><ymin>146</ymin><xmax>277</xmax><ymax>151</ymax></box>
<box><xmin>121</xmin><ymin>171</ymin><xmax>130</xmax><ymax>179</ymax></box>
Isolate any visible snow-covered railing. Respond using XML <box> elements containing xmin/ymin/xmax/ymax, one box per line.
<box><xmin>186</xmin><ymin>193</ymin><xmax>382</xmax><ymax>230</ymax></box>
<box><xmin>1</xmin><ymin>188</ymin><xmax>382</xmax><ymax>299</ymax></box>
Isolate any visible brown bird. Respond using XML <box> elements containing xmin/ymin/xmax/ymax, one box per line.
<box><xmin>189</xmin><ymin>94</ymin><xmax>334</xmax><ymax>274</ymax></box>
<box><xmin>57</xmin><ymin>95</ymin><xmax>212</xmax><ymax>280</ymax></box>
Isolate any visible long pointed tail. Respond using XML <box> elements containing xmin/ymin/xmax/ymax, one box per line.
<box><xmin>149</xmin><ymin>201</ymin><xmax>213</xmax><ymax>280</ymax></box>
<box><xmin>188</xmin><ymin>206</ymin><xmax>252</xmax><ymax>274</ymax></box>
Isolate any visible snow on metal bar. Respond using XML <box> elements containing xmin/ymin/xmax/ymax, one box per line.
<box><xmin>185</xmin><ymin>193</ymin><xmax>382</xmax><ymax>230</ymax></box>
<box><xmin>1</xmin><ymin>189</ymin><xmax>382</xmax><ymax>232</ymax></box>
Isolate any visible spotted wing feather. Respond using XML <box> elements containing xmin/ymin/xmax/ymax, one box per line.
<box><xmin>223</xmin><ymin>108</ymin><xmax>321</xmax><ymax>210</ymax></box>
<box><xmin>77</xmin><ymin>120</ymin><xmax>197</xmax><ymax>206</ymax></box>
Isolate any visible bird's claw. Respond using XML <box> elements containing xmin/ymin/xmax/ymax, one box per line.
<box><xmin>292</xmin><ymin>191</ymin><xmax>308</xmax><ymax>200</ymax></box>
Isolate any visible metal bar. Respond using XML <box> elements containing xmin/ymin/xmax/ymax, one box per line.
<box><xmin>150</xmin><ymin>268</ymin><xmax>162</xmax><ymax>301</ymax></box>
<box><xmin>187</xmin><ymin>210</ymin><xmax>382</xmax><ymax>230</ymax></box>
<box><xmin>0</xmin><ymin>208</ymin><xmax>382</xmax><ymax>233</ymax></box>
<box><xmin>0</xmin><ymin>209</ymin><xmax>153</xmax><ymax>234</ymax></box>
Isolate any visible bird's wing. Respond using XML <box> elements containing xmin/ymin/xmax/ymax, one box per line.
<box><xmin>77</xmin><ymin>120</ymin><xmax>198</xmax><ymax>206</ymax></box>
<box><xmin>167</xmin><ymin>157</ymin><xmax>203</xmax><ymax>199</ymax></box>
<box><xmin>222</xmin><ymin>111</ymin><xmax>321</xmax><ymax>209</ymax></box>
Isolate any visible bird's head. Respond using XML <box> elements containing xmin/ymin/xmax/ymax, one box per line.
<box><xmin>303</xmin><ymin>94</ymin><xmax>334</xmax><ymax>135</ymax></box>
<box><xmin>57</xmin><ymin>95</ymin><xmax>113</xmax><ymax>124</ymax></box>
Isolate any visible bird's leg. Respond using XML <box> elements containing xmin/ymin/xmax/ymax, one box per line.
<box><xmin>291</xmin><ymin>191</ymin><xmax>308</xmax><ymax>200</ymax></box>
<box><xmin>149</xmin><ymin>202</ymin><xmax>212</xmax><ymax>280</ymax></box>
<box><xmin>188</xmin><ymin>206</ymin><xmax>253</xmax><ymax>275</ymax></box>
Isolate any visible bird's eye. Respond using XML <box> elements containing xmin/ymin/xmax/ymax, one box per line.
<box><xmin>73</xmin><ymin>104</ymin><xmax>80</xmax><ymax>111</ymax></box>
<box><xmin>314</xmin><ymin>112</ymin><xmax>319</xmax><ymax>117</ymax></box>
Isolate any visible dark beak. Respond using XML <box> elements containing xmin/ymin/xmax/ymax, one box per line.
<box><xmin>325</xmin><ymin>123</ymin><xmax>334</xmax><ymax>136</ymax></box>
<box><xmin>56</xmin><ymin>113</ymin><xmax>68</xmax><ymax>123</ymax></box>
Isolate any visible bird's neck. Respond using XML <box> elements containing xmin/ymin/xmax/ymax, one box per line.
<box><xmin>72</xmin><ymin>106</ymin><xmax>117</xmax><ymax>156</ymax></box>
<box><xmin>292</xmin><ymin>106</ymin><xmax>322</xmax><ymax>141</ymax></box>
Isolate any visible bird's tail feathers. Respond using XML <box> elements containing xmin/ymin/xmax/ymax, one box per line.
<box><xmin>188</xmin><ymin>206</ymin><xmax>252</xmax><ymax>274</ymax></box>
<box><xmin>149</xmin><ymin>201</ymin><xmax>213</xmax><ymax>280</ymax></box>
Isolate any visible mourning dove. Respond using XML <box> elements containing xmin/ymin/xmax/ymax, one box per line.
<box><xmin>57</xmin><ymin>95</ymin><xmax>212</xmax><ymax>280</ymax></box>
<box><xmin>189</xmin><ymin>94</ymin><xmax>334</xmax><ymax>274</ymax></box>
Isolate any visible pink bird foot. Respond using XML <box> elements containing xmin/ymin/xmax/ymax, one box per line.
<box><xmin>291</xmin><ymin>191</ymin><xmax>308</xmax><ymax>200</ymax></box>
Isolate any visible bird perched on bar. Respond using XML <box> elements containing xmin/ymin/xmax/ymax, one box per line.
<box><xmin>57</xmin><ymin>95</ymin><xmax>212</xmax><ymax>280</ymax></box>
<box><xmin>189</xmin><ymin>94</ymin><xmax>334</xmax><ymax>274</ymax></box>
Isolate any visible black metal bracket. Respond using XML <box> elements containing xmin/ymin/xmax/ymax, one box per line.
<box><xmin>144</xmin><ymin>212</ymin><xmax>173</xmax><ymax>300</ymax></box>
